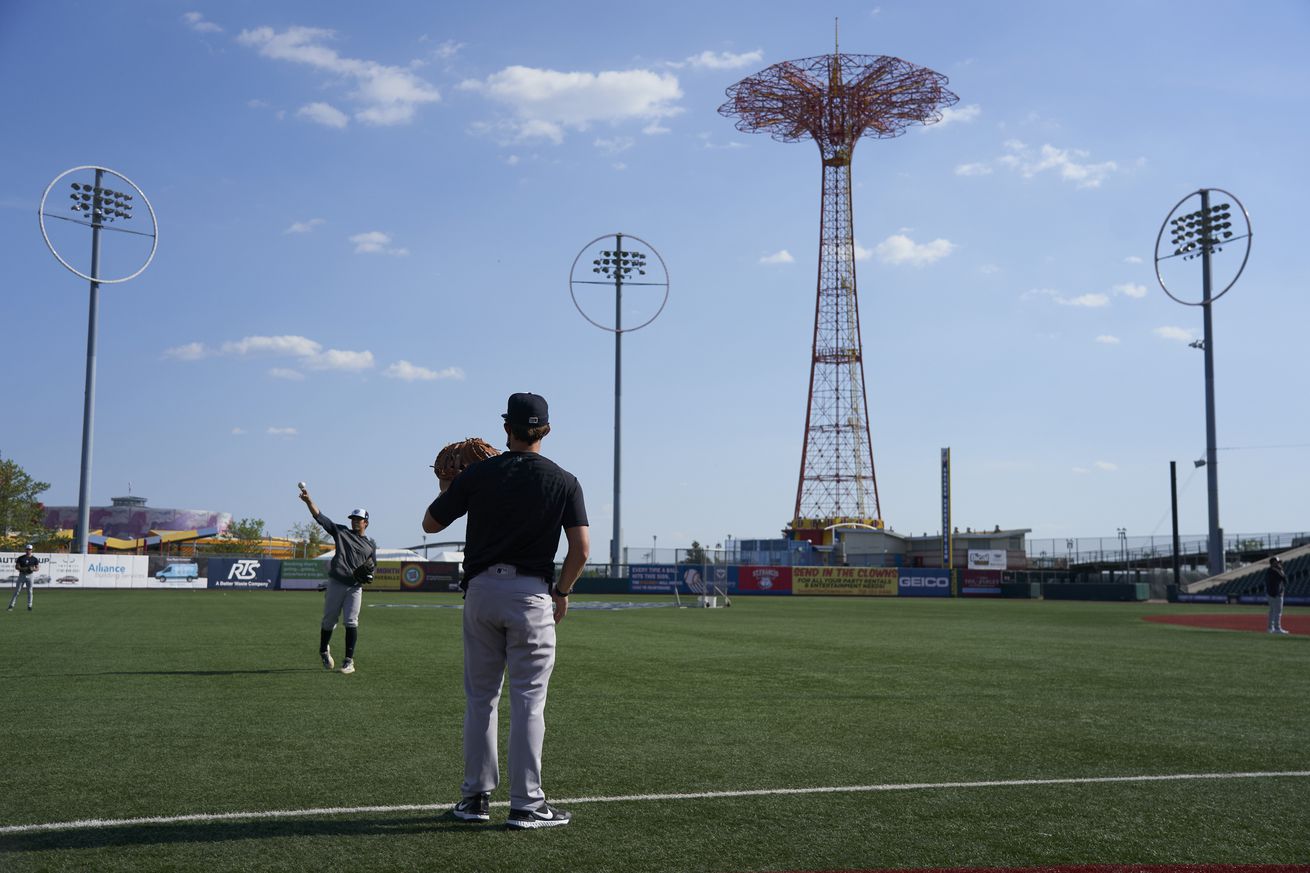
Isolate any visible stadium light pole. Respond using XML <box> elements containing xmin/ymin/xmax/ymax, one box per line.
<box><xmin>39</xmin><ymin>166</ymin><xmax>158</xmax><ymax>554</ymax></box>
<box><xmin>570</xmin><ymin>233</ymin><xmax>669</xmax><ymax>578</ymax></box>
<box><xmin>1155</xmin><ymin>188</ymin><xmax>1251</xmax><ymax>577</ymax></box>
<box><xmin>1170</xmin><ymin>461</ymin><xmax>1182</xmax><ymax>589</ymax></box>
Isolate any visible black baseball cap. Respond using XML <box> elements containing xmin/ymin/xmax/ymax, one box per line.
<box><xmin>503</xmin><ymin>392</ymin><xmax>549</xmax><ymax>427</ymax></box>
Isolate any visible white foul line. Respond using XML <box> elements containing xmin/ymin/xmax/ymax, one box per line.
<box><xmin>3</xmin><ymin>770</ymin><xmax>1307</xmax><ymax>836</ymax></box>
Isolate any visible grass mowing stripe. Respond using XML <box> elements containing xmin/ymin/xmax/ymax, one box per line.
<box><xmin>5</xmin><ymin>770</ymin><xmax>1306</xmax><ymax>837</ymax></box>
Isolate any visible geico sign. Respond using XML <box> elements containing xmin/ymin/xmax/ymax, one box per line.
<box><xmin>900</xmin><ymin>576</ymin><xmax>950</xmax><ymax>588</ymax></box>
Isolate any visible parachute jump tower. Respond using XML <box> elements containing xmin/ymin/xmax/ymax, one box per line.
<box><xmin>719</xmin><ymin>34</ymin><xmax>957</xmax><ymax>545</ymax></box>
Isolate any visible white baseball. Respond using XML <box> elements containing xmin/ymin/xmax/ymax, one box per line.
<box><xmin>297</xmin><ymin>481</ymin><xmax>307</xmax><ymax>490</ymax></box>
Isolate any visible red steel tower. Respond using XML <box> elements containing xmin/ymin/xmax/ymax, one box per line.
<box><xmin>719</xmin><ymin>46</ymin><xmax>957</xmax><ymax>544</ymax></box>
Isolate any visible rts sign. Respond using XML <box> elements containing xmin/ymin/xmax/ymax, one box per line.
<box><xmin>207</xmin><ymin>557</ymin><xmax>280</xmax><ymax>589</ymax></box>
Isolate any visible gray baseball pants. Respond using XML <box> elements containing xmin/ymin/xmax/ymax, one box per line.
<box><xmin>9</xmin><ymin>576</ymin><xmax>33</xmax><ymax>609</ymax></box>
<box><xmin>460</xmin><ymin>565</ymin><xmax>556</xmax><ymax>811</ymax></box>
<box><xmin>321</xmin><ymin>579</ymin><xmax>362</xmax><ymax>630</ymax></box>
<box><xmin>1267</xmin><ymin>593</ymin><xmax>1285</xmax><ymax>631</ymax></box>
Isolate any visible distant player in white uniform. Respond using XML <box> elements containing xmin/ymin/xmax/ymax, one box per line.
<box><xmin>298</xmin><ymin>485</ymin><xmax>376</xmax><ymax>674</ymax></box>
<box><xmin>9</xmin><ymin>544</ymin><xmax>38</xmax><ymax>612</ymax></box>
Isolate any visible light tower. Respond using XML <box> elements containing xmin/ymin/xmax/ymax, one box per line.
<box><xmin>719</xmin><ymin>37</ymin><xmax>957</xmax><ymax>544</ymax></box>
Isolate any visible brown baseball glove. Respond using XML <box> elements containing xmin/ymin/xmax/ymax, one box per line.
<box><xmin>433</xmin><ymin>437</ymin><xmax>500</xmax><ymax>481</ymax></box>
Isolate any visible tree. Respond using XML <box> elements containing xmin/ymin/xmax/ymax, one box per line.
<box><xmin>289</xmin><ymin>521</ymin><xmax>330</xmax><ymax>558</ymax></box>
<box><xmin>200</xmin><ymin>517</ymin><xmax>268</xmax><ymax>555</ymax></box>
<box><xmin>0</xmin><ymin>455</ymin><xmax>54</xmax><ymax>551</ymax></box>
<box><xmin>682</xmin><ymin>541</ymin><xmax>708</xmax><ymax>565</ymax></box>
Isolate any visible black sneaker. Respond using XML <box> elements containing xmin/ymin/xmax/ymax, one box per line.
<box><xmin>506</xmin><ymin>802</ymin><xmax>571</xmax><ymax>829</ymax></box>
<box><xmin>452</xmin><ymin>793</ymin><xmax>490</xmax><ymax>822</ymax></box>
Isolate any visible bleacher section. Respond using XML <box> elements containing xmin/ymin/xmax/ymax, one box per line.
<box><xmin>1183</xmin><ymin>544</ymin><xmax>1310</xmax><ymax>598</ymax></box>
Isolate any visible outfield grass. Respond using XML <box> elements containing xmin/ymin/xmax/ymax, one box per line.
<box><xmin>0</xmin><ymin>591</ymin><xmax>1306</xmax><ymax>872</ymax></box>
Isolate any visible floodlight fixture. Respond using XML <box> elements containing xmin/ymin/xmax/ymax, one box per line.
<box><xmin>1155</xmin><ymin>187</ymin><xmax>1251</xmax><ymax>576</ymax></box>
<box><xmin>569</xmin><ymin>232</ymin><xmax>670</xmax><ymax>577</ymax></box>
<box><xmin>38</xmin><ymin>165</ymin><xmax>158</xmax><ymax>554</ymax></box>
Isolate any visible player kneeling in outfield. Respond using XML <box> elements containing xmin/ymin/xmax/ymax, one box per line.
<box><xmin>298</xmin><ymin>484</ymin><xmax>377</xmax><ymax>674</ymax></box>
<box><xmin>424</xmin><ymin>393</ymin><xmax>589</xmax><ymax>829</ymax></box>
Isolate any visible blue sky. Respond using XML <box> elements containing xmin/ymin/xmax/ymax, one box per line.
<box><xmin>3</xmin><ymin>0</ymin><xmax>1308</xmax><ymax>556</ymax></box>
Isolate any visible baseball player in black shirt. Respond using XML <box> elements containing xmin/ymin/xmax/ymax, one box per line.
<box><xmin>423</xmin><ymin>392</ymin><xmax>589</xmax><ymax>829</ymax></box>
<box><xmin>9</xmin><ymin>544</ymin><xmax>38</xmax><ymax>611</ymax></box>
<box><xmin>299</xmin><ymin>486</ymin><xmax>376</xmax><ymax>674</ymax></box>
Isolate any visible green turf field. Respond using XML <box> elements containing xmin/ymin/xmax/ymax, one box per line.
<box><xmin>0</xmin><ymin>591</ymin><xmax>1306</xmax><ymax>872</ymax></box>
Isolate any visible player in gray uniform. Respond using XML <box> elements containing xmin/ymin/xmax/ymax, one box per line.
<box><xmin>298</xmin><ymin>486</ymin><xmax>377</xmax><ymax>674</ymax></box>
<box><xmin>9</xmin><ymin>544</ymin><xmax>38</xmax><ymax>612</ymax></box>
<box><xmin>424</xmin><ymin>392</ymin><xmax>590</xmax><ymax>829</ymax></box>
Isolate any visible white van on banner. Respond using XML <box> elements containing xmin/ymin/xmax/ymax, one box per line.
<box><xmin>967</xmin><ymin>549</ymin><xmax>1007</xmax><ymax>570</ymax></box>
<box><xmin>83</xmin><ymin>555</ymin><xmax>149</xmax><ymax>588</ymax></box>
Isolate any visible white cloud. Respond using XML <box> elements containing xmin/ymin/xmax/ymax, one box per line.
<box><xmin>1023</xmin><ymin>288</ymin><xmax>1108</xmax><ymax>308</ymax></box>
<box><xmin>238</xmin><ymin>26</ymin><xmax>440</xmax><ymax>126</ymax></box>
<box><xmin>642</xmin><ymin>120</ymin><xmax>671</xmax><ymax>135</ymax></box>
<box><xmin>384</xmin><ymin>361</ymin><xmax>465</xmax><ymax>382</ymax></box>
<box><xmin>978</xmin><ymin>264</ymin><xmax>1000</xmax><ymax>275</ymax></box>
<box><xmin>285</xmin><ymin>218</ymin><xmax>325</xmax><ymax>234</ymax></box>
<box><xmin>267</xmin><ymin>427</ymin><xmax>299</xmax><ymax>437</ymax></box>
<box><xmin>183</xmin><ymin>12</ymin><xmax>222</xmax><ymax>33</ymax></box>
<box><xmin>1059</xmin><ymin>293</ymin><xmax>1109</xmax><ymax>308</ymax></box>
<box><xmin>504</xmin><ymin>154</ymin><xmax>520</xmax><ymax>166</ymax></box>
<box><xmin>1154</xmin><ymin>325</ymin><xmax>1195</xmax><ymax>343</ymax></box>
<box><xmin>759</xmin><ymin>250</ymin><xmax>794</xmax><ymax>265</ymax></box>
<box><xmin>432</xmin><ymin>39</ymin><xmax>465</xmax><ymax>60</ymax></box>
<box><xmin>1071</xmin><ymin>466</ymin><xmax>1090</xmax><ymax>474</ymax></box>
<box><xmin>1113</xmin><ymin>282</ymin><xmax>1148</xmax><ymax>299</ymax></box>
<box><xmin>268</xmin><ymin>368</ymin><xmax>305</xmax><ymax>381</ymax></box>
<box><xmin>873</xmin><ymin>234</ymin><xmax>956</xmax><ymax>266</ymax></box>
<box><xmin>852</xmin><ymin>242</ymin><xmax>873</xmax><ymax>261</ymax></box>
<box><xmin>349</xmin><ymin>231</ymin><xmax>407</xmax><ymax>256</ymax></box>
<box><xmin>231</xmin><ymin>427</ymin><xmax>246</xmax><ymax>436</ymax></box>
<box><xmin>954</xmin><ymin>162</ymin><xmax>993</xmax><ymax>176</ymax></box>
<box><xmin>926</xmin><ymin>103</ymin><xmax>980</xmax><ymax>130</ymax></box>
<box><xmin>164</xmin><ymin>342</ymin><xmax>207</xmax><ymax>361</ymax></box>
<box><xmin>612</xmin><ymin>162</ymin><xmax>627</xmax><ymax>171</ymax></box>
<box><xmin>680</xmin><ymin>49</ymin><xmax>763</xmax><ymax>70</ymax></box>
<box><xmin>312</xmin><ymin>349</ymin><xmax>375</xmax><ymax>371</ymax></box>
<box><xmin>296</xmin><ymin>102</ymin><xmax>349</xmax><ymax>129</ymax></box>
<box><xmin>593</xmin><ymin>136</ymin><xmax>634</xmax><ymax>154</ymax></box>
<box><xmin>217</xmin><ymin>334</ymin><xmax>376</xmax><ymax>372</ymax></box>
<box><xmin>1094</xmin><ymin>335</ymin><xmax>1121</xmax><ymax>345</ymax></box>
<box><xmin>222</xmin><ymin>335</ymin><xmax>321</xmax><ymax>357</ymax></box>
<box><xmin>1094</xmin><ymin>461</ymin><xmax>1118</xmax><ymax>472</ymax></box>
<box><xmin>1124</xmin><ymin>255</ymin><xmax>1144</xmax><ymax>264</ymax></box>
<box><xmin>998</xmin><ymin>140</ymin><xmax>1118</xmax><ymax>188</ymax></box>
<box><xmin>459</xmin><ymin>66</ymin><xmax>682</xmax><ymax>143</ymax></box>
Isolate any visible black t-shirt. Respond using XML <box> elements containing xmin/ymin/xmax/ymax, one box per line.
<box><xmin>16</xmin><ymin>554</ymin><xmax>39</xmax><ymax>574</ymax></box>
<box><xmin>428</xmin><ymin>451</ymin><xmax>588</xmax><ymax>588</ymax></box>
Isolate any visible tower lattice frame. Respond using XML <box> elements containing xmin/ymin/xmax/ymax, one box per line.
<box><xmin>720</xmin><ymin>51</ymin><xmax>957</xmax><ymax>540</ymax></box>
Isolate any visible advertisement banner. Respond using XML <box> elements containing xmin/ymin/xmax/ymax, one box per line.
<box><xmin>737</xmin><ymin>565</ymin><xmax>793</xmax><ymax>595</ymax></box>
<box><xmin>967</xmin><ymin>550</ymin><xmax>1007</xmax><ymax>570</ymax></box>
<box><xmin>371</xmin><ymin>560</ymin><xmax>404</xmax><ymax>591</ymax></box>
<box><xmin>793</xmin><ymin>566</ymin><xmax>898</xmax><ymax>596</ymax></box>
<box><xmin>83</xmin><ymin>555</ymin><xmax>149</xmax><ymax>588</ymax></box>
<box><xmin>898</xmin><ymin>568</ymin><xmax>953</xmax><ymax>598</ymax></box>
<box><xmin>941</xmin><ymin>447</ymin><xmax>951</xmax><ymax>568</ymax></box>
<box><xmin>1174</xmin><ymin>592</ymin><xmax>1228</xmax><ymax>603</ymax></box>
<box><xmin>399</xmin><ymin>561</ymin><xmax>461</xmax><ymax>592</ymax></box>
<box><xmin>960</xmin><ymin>569</ymin><xmax>1002</xmax><ymax>596</ymax></box>
<box><xmin>629</xmin><ymin>564</ymin><xmax>679</xmax><ymax>593</ymax></box>
<box><xmin>46</xmin><ymin>554</ymin><xmax>84</xmax><ymax>587</ymax></box>
<box><xmin>280</xmin><ymin>559</ymin><xmax>329</xmax><ymax>591</ymax></box>
<box><xmin>207</xmin><ymin>557</ymin><xmax>281</xmax><ymax>589</ymax></box>
<box><xmin>1</xmin><ymin>551</ymin><xmax>56</xmax><ymax>588</ymax></box>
